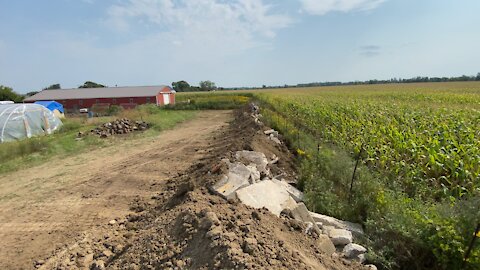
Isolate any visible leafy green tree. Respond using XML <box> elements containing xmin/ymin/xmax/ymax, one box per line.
<box><xmin>199</xmin><ymin>80</ymin><xmax>216</xmax><ymax>91</ymax></box>
<box><xmin>25</xmin><ymin>91</ymin><xmax>39</xmax><ymax>97</ymax></box>
<box><xmin>79</xmin><ymin>81</ymin><xmax>105</xmax><ymax>88</ymax></box>
<box><xmin>43</xmin><ymin>83</ymin><xmax>61</xmax><ymax>90</ymax></box>
<box><xmin>476</xmin><ymin>73</ymin><xmax>480</xmax><ymax>81</ymax></box>
<box><xmin>172</xmin><ymin>81</ymin><xmax>191</xmax><ymax>92</ymax></box>
<box><xmin>0</xmin><ymin>85</ymin><xmax>23</xmax><ymax>102</ymax></box>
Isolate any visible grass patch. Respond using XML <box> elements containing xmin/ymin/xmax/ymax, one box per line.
<box><xmin>0</xmin><ymin>106</ymin><xmax>196</xmax><ymax>174</ymax></box>
<box><xmin>171</xmin><ymin>92</ymin><xmax>252</xmax><ymax>110</ymax></box>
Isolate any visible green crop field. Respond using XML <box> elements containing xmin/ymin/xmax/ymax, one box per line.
<box><xmin>166</xmin><ymin>83</ymin><xmax>480</xmax><ymax>269</ymax></box>
<box><xmin>256</xmin><ymin>82</ymin><xmax>480</xmax><ymax>199</ymax></box>
<box><xmin>249</xmin><ymin>82</ymin><xmax>480</xmax><ymax>269</ymax></box>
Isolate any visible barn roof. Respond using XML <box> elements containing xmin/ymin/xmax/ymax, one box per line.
<box><xmin>24</xmin><ymin>85</ymin><xmax>171</xmax><ymax>101</ymax></box>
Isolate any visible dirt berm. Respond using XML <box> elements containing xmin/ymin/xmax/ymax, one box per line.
<box><xmin>40</xmin><ymin>109</ymin><xmax>366</xmax><ymax>270</ymax></box>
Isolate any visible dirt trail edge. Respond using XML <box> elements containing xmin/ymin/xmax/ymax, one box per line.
<box><xmin>0</xmin><ymin>111</ymin><xmax>231</xmax><ymax>270</ymax></box>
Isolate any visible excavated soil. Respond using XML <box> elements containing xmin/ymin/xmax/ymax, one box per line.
<box><xmin>3</xmin><ymin>109</ymin><xmax>367</xmax><ymax>270</ymax></box>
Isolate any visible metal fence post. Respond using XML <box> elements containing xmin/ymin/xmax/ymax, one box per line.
<box><xmin>349</xmin><ymin>144</ymin><xmax>364</xmax><ymax>203</ymax></box>
<box><xmin>462</xmin><ymin>223</ymin><xmax>480</xmax><ymax>268</ymax></box>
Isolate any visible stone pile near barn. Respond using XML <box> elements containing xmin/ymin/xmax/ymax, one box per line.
<box><xmin>90</xmin><ymin>118</ymin><xmax>149</xmax><ymax>138</ymax></box>
<box><xmin>210</xmin><ymin>106</ymin><xmax>376</xmax><ymax>269</ymax></box>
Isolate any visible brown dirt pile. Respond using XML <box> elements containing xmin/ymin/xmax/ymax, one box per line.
<box><xmin>40</xmin><ymin>109</ymin><xmax>364</xmax><ymax>270</ymax></box>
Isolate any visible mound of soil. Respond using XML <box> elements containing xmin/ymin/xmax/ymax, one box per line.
<box><xmin>40</xmin><ymin>109</ymin><xmax>365</xmax><ymax>270</ymax></box>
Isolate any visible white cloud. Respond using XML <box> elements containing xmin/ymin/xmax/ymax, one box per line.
<box><xmin>105</xmin><ymin>0</ymin><xmax>291</xmax><ymax>51</ymax></box>
<box><xmin>299</xmin><ymin>0</ymin><xmax>386</xmax><ymax>15</ymax></box>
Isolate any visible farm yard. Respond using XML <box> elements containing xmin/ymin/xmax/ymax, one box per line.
<box><xmin>0</xmin><ymin>82</ymin><xmax>479</xmax><ymax>270</ymax></box>
<box><xmin>3</xmin><ymin>1</ymin><xmax>479</xmax><ymax>269</ymax></box>
<box><xmin>0</xmin><ymin>109</ymin><xmax>222</xmax><ymax>269</ymax></box>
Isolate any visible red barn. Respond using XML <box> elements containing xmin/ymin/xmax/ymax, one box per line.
<box><xmin>24</xmin><ymin>85</ymin><xmax>175</xmax><ymax>112</ymax></box>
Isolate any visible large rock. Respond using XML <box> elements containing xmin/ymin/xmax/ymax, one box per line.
<box><xmin>328</xmin><ymin>229</ymin><xmax>353</xmax><ymax>246</ymax></box>
<box><xmin>235</xmin><ymin>180</ymin><xmax>294</xmax><ymax>216</ymax></box>
<box><xmin>269</xmin><ymin>134</ymin><xmax>282</xmax><ymax>144</ymax></box>
<box><xmin>290</xmin><ymin>203</ymin><xmax>322</xmax><ymax>235</ymax></box>
<box><xmin>317</xmin><ymin>234</ymin><xmax>336</xmax><ymax>256</ymax></box>
<box><xmin>321</xmin><ymin>225</ymin><xmax>335</xmax><ymax>235</ymax></box>
<box><xmin>309</xmin><ymin>211</ymin><xmax>364</xmax><ymax>236</ymax></box>
<box><xmin>263</xmin><ymin>129</ymin><xmax>276</xmax><ymax>135</ymax></box>
<box><xmin>246</xmin><ymin>165</ymin><xmax>260</xmax><ymax>183</ymax></box>
<box><xmin>211</xmin><ymin>163</ymin><xmax>251</xmax><ymax>199</ymax></box>
<box><xmin>235</xmin><ymin>151</ymin><xmax>269</xmax><ymax>175</ymax></box>
<box><xmin>343</xmin><ymin>243</ymin><xmax>367</xmax><ymax>259</ymax></box>
<box><xmin>272</xmin><ymin>179</ymin><xmax>304</xmax><ymax>202</ymax></box>
<box><xmin>228</xmin><ymin>162</ymin><xmax>252</xmax><ymax>178</ymax></box>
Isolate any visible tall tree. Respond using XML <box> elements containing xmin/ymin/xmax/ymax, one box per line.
<box><xmin>199</xmin><ymin>80</ymin><xmax>216</xmax><ymax>91</ymax></box>
<box><xmin>43</xmin><ymin>83</ymin><xmax>61</xmax><ymax>90</ymax></box>
<box><xmin>476</xmin><ymin>73</ymin><xmax>480</xmax><ymax>81</ymax></box>
<box><xmin>0</xmin><ymin>85</ymin><xmax>23</xmax><ymax>102</ymax></box>
<box><xmin>172</xmin><ymin>81</ymin><xmax>191</xmax><ymax>92</ymax></box>
<box><xmin>79</xmin><ymin>81</ymin><xmax>105</xmax><ymax>88</ymax></box>
<box><xmin>25</xmin><ymin>91</ymin><xmax>39</xmax><ymax>97</ymax></box>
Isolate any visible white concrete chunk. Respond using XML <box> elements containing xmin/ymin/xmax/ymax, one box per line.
<box><xmin>269</xmin><ymin>134</ymin><xmax>282</xmax><ymax>144</ymax></box>
<box><xmin>264</xmin><ymin>129</ymin><xmax>275</xmax><ymax>135</ymax></box>
<box><xmin>235</xmin><ymin>180</ymin><xmax>292</xmax><ymax>216</ymax></box>
<box><xmin>282</xmin><ymin>196</ymin><xmax>298</xmax><ymax>211</ymax></box>
<box><xmin>290</xmin><ymin>203</ymin><xmax>322</xmax><ymax>235</ymax></box>
<box><xmin>246</xmin><ymin>165</ymin><xmax>261</xmax><ymax>183</ymax></box>
<box><xmin>317</xmin><ymin>234</ymin><xmax>336</xmax><ymax>256</ymax></box>
<box><xmin>328</xmin><ymin>229</ymin><xmax>353</xmax><ymax>246</ymax></box>
<box><xmin>269</xmin><ymin>156</ymin><xmax>279</xmax><ymax>164</ymax></box>
<box><xmin>309</xmin><ymin>211</ymin><xmax>364</xmax><ymax>236</ymax></box>
<box><xmin>355</xmin><ymin>254</ymin><xmax>366</xmax><ymax>264</ymax></box>
<box><xmin>227</xmin><ymin>162</ymin><xmax>251</xmax><ymax>178</ymax></box>
<box><xmin>322</xmin><ymin>225</ymin><xmax>335</xmax><ymax>235</ymax></box>
<box><xmin>343</xmin><ymin>243</ymin><xmax>367</xmax><ymax>259</ymax></box>
<box><xmin>272</xmin><ymin>180</ymin><xmax>304</xmax><ymax>202</ymax></box>
<box><xmin>211</xmin><ymin>163</ymin><xmax>252</xmax><ymax>199</ymax></box>
<box><xmin>235</xmin><ymin>151</ymin><xmax>269</xmax><ymax>174</ymax></box>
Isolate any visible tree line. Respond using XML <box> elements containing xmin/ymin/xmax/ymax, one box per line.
<box><xmin>261</xmin><ymin>73</ymin><xmax>480</xmax><ymax>90</ymax></box>
<box><xmin>2</xmin><ymin>74</ymin><xmax>480</xmax><ymax>102</ymax></box>
<box><xmin>172</xmin><ymin>80</ymin><xmax>218</xmax><ymax>92</ymax></box>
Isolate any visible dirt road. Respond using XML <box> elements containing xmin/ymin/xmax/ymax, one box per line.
<box><xmin>0</xmin><ymin>111</ymin><xmax>232</xmax><ymax>270</ymax></box>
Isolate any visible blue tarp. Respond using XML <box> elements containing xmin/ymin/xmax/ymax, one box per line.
<box><xmin>34</xmin><ymin>101</ymin><xmax>64</xmax><ymax>113</ymax></box>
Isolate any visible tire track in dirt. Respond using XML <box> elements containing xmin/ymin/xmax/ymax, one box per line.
<box><xmin>0</xmin><ymin>110</ymin><xmax>232</xmax><ymax>270</ymax></box>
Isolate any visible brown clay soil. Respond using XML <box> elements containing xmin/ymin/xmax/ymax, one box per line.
<box><xmin>0</xmin><ymin>109</ymin><xmax>365</xmax><ymax>270</ymax></box>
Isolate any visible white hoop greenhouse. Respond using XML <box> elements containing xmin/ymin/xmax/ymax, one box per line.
<box><xmin>0</xmin><ymin>104</ymin><xmax>63</xmax><ymax>143</ymax></box>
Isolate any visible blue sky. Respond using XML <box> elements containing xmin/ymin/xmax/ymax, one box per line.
<box><xmin>1</xmin><ymin>0</ymin><xmax>479</xmax><ymax>93</ymax></box>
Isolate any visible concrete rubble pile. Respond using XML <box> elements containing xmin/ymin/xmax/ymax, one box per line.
<box><xmin>249</xmin><ymin>103</ymin><xmax>282</xmax><ymax>145</ymax></box>
<box><xmin>89</xmin><ymin>118</ymin><xmax>149</xmax><ymax>138</ymax></box>
<box><xmin>249</xmin><ymin>103</ymin><xmax>262</xmax><ymax>125</ymax></box>
<box><xmin>264</xmin><ymin>129</ymin><xmax>282</xmax><ymax>145</ymax></box>
<box><xmin>211</xmin><ymin>149</ymin><xmax>374</xmax><ymax>267</ymax></box>
<box><xmin>211</xmin><ymin>105</ymin><xmax>376</xmax><ymax>268</ymax></box>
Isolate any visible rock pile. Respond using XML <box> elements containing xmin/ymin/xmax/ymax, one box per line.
<box><xmin>249</xmin><ymin>103</ymin><xmax>262</xmax><ymax>125</ymax></box>
<box><xmin>90</xmin><ymin>119</ymin><xmax>149</xmax><ymax>138</ymax></box>
<box><xmin>210</xmin><ymin>130</ymin><xmax>375</xmax><ymax>268</ymax></box>
<box><xmin>38</xmin><ymin>106</ymin><xmax>373</xmax><ymax>270</ymax></box>
<box><xmin>264</xmin><ymin>129</ymin><xmax>282</xmax><ymax>145</ymax></box>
